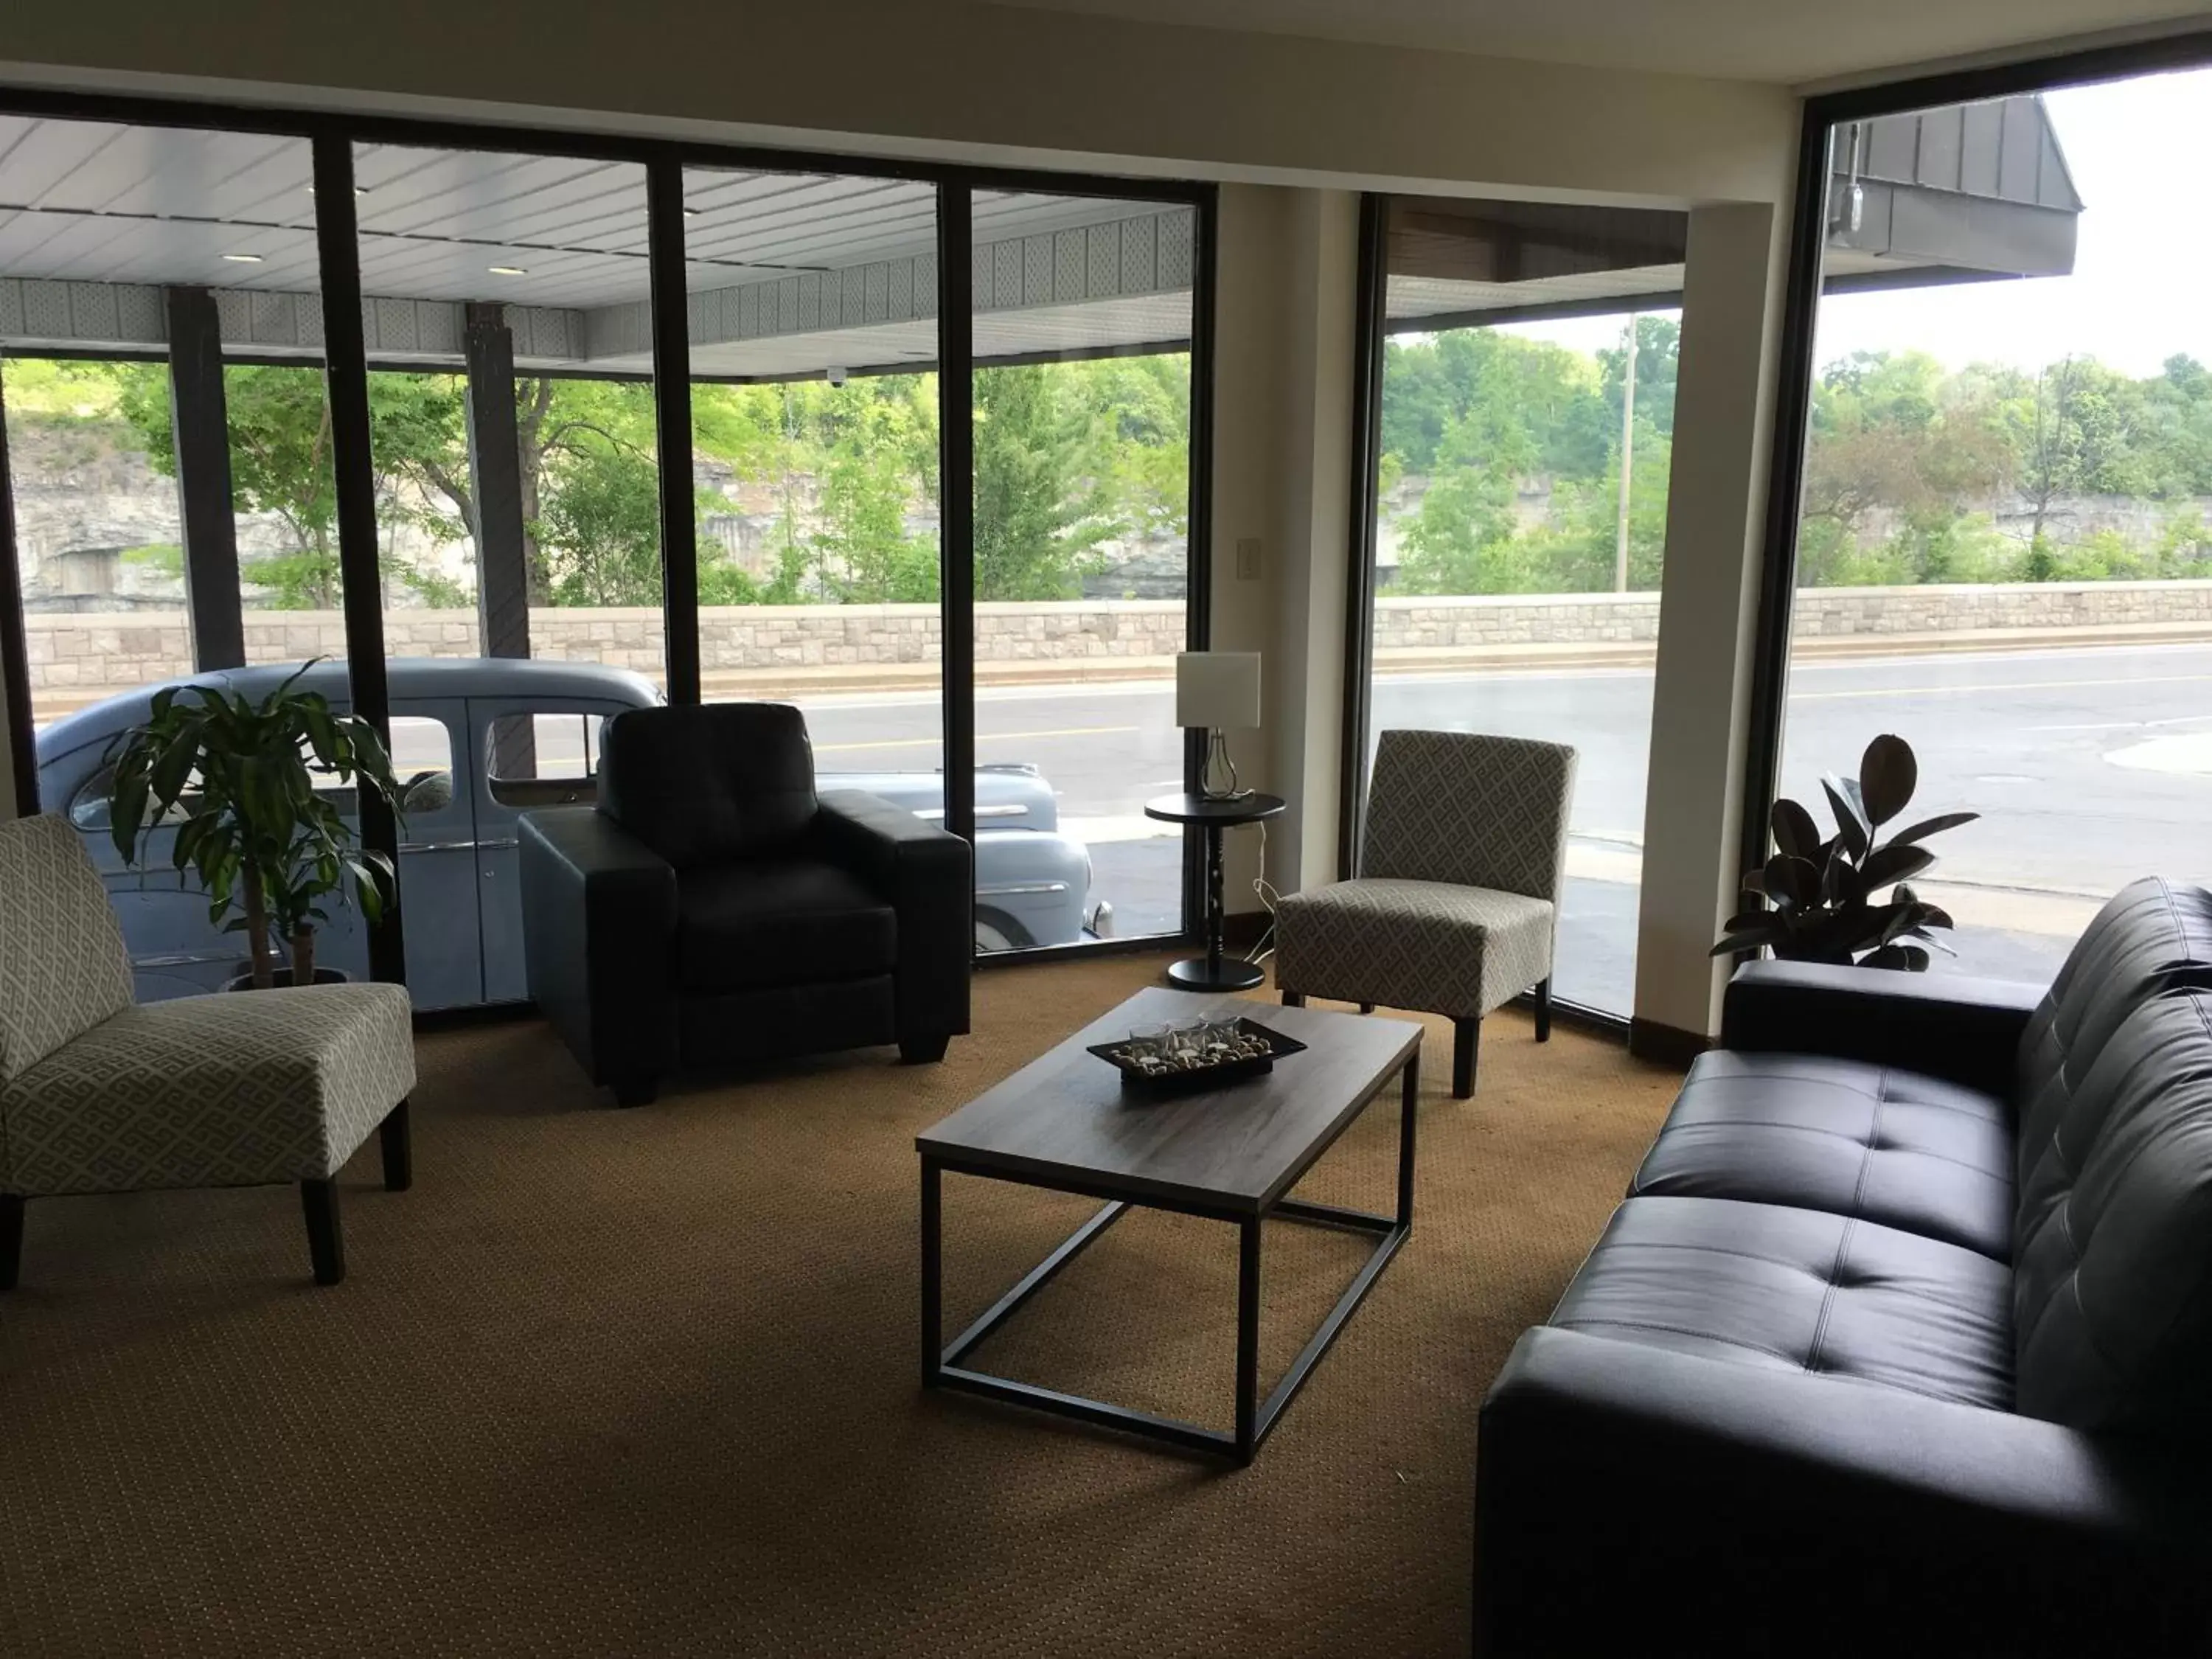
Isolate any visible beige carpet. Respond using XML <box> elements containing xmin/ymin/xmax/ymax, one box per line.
<box><xmin>0</xmin><ymin>954</ymin><xmax>1680</xmax><ymax>1658</ymax></box>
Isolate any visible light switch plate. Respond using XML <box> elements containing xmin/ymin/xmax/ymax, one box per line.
<box><xmin>1235</xmin><ymin>537</ymin><xmax>1262</xmax><ymax>580</ymax></box>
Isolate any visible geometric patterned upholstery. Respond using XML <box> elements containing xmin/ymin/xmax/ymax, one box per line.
<box><xmin>2</xmin><ymin>983</ymin><xmax>416</xmax><ymax>1195</ymax></box>
<box><xmin>1275</xmin><ymin>730</ymin><xmax>1577</xmax><ymax>1020</ymax></box>
<box><xmin>0</xmin><ymin>815</ymin><xmax>133</xmax><ymax>1090</ymax></box>
<box><xmin>1362</xmin><ymin>730</ymin><xmax>1578</xmax><ymax>902</ymax></box>
<box><xmin>1276</xmin><ymin>878</ymin><xmax>1554</xmax><ymax>1018</ymax></box>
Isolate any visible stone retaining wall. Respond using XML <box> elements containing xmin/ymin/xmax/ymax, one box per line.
<box><xmin>24</xmin><ymin>581</ymin><xmax>2212</xmax><ymax>700</ymax></box>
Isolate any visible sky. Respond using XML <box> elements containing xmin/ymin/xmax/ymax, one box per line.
<box><xmin>1500</xmin><ymin>63</ymin><xmax>2212</xmax><ymax>380</ymax></box>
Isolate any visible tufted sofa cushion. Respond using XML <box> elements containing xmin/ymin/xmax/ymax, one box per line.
<box><xmin>1630</xmin><ymin>1051</ymin><xmax>2015</xmax><ymax>1261</ymax></box>
<box><xmin>1550</xmin><ymin>1194</ymin><xmax>2015</xmax><ymax>1411</ymax></box>
<box><xmin>2013</xmin><ymin>875</ymin><xmax>2212</xmax><ymax>1189</ymax></box>
<box><xmin>2013</xmin><ymin>988</ymin><xmax>2212</xmax><ymax>1434</ymax></box>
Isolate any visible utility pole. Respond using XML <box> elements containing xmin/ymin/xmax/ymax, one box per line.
<box><xmin>1614</xmin><ymin>311</ymin><xmax>1636</xmax><ymax>593</ymax></box>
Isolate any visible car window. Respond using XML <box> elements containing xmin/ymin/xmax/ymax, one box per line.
<box><xmin>484</xmin><ymin>712</ymin><xmax>608</xmax><ymax>809</ymax></box>
<box><xmin>70</xmin><ymin>715</ymin><xmax>455</xmax><ymax>829</ymax></box>
<box><xmin>69</xmin><ymin>764</ymin><xmax>196</xmax><ymax>834</ymax></box>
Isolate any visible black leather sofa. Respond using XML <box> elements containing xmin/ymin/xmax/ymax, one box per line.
<box><xmin>518</xmin><ymin>703</ymin><xmax>971</xmax><ymax>1105</ymax></box>
<box><xmin>1476</xmin><ymin>877</ymin><xmax>2212</xmax><ymax>1656</ymax></box>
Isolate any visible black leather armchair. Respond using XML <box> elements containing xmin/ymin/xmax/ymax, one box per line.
<box><xmin>518</xmin><ymin>703</ymin><xmax>970</xmax><ymax>1105</ymax></box>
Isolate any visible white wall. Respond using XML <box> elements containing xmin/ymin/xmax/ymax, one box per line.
<box><xmin>1634</xmin><ymin>201</ymin><xmax>1796</xmax><ymax>1040</ymax></box>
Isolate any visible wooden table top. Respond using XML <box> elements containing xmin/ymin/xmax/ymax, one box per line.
<box><xmin>917</xmin><ymin>987</ymin><xmax>1423</xmax><ymax>1217</ymax></box>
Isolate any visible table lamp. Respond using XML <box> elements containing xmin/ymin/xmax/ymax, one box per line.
<box><xmin>1177</xmin><ymin>651</ymin><xmax>1261</xmax><ymax>801</ymax></box>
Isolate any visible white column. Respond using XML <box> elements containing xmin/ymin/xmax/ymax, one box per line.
<box><xmin>1207</xmin><ymin>183</ymin><xmax>1361</xmax><ymax>913</ymax></box>
<box><xmin>1632</xmin><ymin>198</ymin><xmax>1795</xmax><ymax>1046</ymax></box>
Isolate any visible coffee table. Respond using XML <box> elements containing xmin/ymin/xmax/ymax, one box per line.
<box><xmin>917</xmin><ymin>987</ymin><xmax>1422</xmax><ymax>1464</ymax></box>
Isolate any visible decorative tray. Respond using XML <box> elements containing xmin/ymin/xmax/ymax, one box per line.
<box><xmin>1087</xmin><ymin>1017</ymin><xmax>1307</xmax><ymax>1097</ymax></box>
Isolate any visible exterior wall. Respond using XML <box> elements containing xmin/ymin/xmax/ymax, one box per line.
<box><xmin>27</xmin><ymin>581</ymin><xmax>2212</xmax><ymax>704</ymax></box>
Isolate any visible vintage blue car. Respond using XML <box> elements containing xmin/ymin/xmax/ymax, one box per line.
<box><xmin>35</xmin><ymin>658</ymin><xmax>1106</xmax><ymax>1009</ymax></box>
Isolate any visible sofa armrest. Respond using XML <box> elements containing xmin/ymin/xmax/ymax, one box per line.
<box><xmin>1722</xmin><ymin>958</ymin><xmax>2045</xmax><ymax>1095</ymax></box>
<box><xmin>1476</xmin><ymin>1326</ymin><xmax>2209</xmax><ymax>1658</ymax></box>
<box><xmin>814</xmin><ymin>790</ymin><xmax>972</xmax><ymax>1044</ymax></box>
<box><xmin>518</xmin><ymin>807</ymin><xmax>679</xmax><ymax>1091</ymax></box>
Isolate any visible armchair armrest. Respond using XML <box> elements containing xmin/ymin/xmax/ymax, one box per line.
<box><xmin>518</xmin><ymin>807</ymin><xmax>679</xmax><ymax>1091</ymax></box>
<box><xmin>814</xmin><ymin>790</ymin><xmax>972</xmax><ymax>1046</ymax></box>
<box><xmin>1722</xmin><ymin>958</ymin><xmax>2045</xmax><ymax>1096</ymax></box>
<box><xmin>1476</xmin><ymin>1326</ymin><xmax>2209</xmax><ymax>1658</ymax></box>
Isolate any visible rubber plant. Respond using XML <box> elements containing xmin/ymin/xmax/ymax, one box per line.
<box><xmin>1713</xmin><ymin>733</ymin><xmax>1977</xmax><ymax>971</ymax></box>
<box><xmin>105</xmin><ymin>664</ymin><xmax>405</xmax><ymax>990</ymax></box>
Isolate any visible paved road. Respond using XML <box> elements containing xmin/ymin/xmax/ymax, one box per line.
<box><xmin>795</xmin><ymin>641</ymin><xmax>2212</xmax><ymax>1011</ymax></box>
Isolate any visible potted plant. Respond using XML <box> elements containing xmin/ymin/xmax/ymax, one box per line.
<box><xmin>1713</xmin><ymin>733</ymin><xmax>1976</xmax><ymax>971</ymax></box>
<box><xmin>105</xmin><ymin>664</ymin><xmax>406</xmax><ymax>990</ymax></box>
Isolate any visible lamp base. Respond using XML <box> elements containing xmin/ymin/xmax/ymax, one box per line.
<box><xmin>1198</xmin><ymin>728</ymin><xmax>1251</xmax><ymax>803</ymax></box>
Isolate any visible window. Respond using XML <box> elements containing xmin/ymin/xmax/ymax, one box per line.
<box><xmin>1764</xmin><ymin>74</ymin><xmax>2209</xmax><ymax>981</ymax></box>
<box><xmin>1357</xmin><ymin>196</ymin><xmax>1688</xmax><ymax>1018</ymax></box>
<box><xmin>484</xmin><ymin>712</ymin><xmax>604</xmax><ymax>808</ymax></box>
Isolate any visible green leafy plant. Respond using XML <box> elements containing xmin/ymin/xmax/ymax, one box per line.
<box><xmin>1713</xmin><ymin>733</ymin><xmax>1976</xmax><ymax>971</ymax></box>
<box><xmin>105</xmin><ymin>664</ymin><xmax>407</xmax><ymax>989</ymax></box>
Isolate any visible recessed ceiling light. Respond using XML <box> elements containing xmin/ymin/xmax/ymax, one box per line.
<box><xmin>487</xmin><ymin>265</ymin><xmax>528</xmax><ymax>276</ymax></box>
<box><xmin>221</xmin><ymin>252</ymin><xmax>265</xmax><ymax>262</ymax></box>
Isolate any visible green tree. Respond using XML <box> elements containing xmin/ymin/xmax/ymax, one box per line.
<box><xmin>973</xmin><ymin>365</ymin><xmax>1113</xmax><ymax>600</ymax></box>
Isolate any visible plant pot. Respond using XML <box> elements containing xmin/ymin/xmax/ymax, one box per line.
<box><xmin>224</xmin><ymin>967</ymin><xmax>351</xmax><ymax>992</ymax></box>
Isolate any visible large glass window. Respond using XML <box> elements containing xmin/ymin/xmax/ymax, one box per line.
<box><xmin>347</xmin><ymin>140</ymin><xmax>659</xmax><ymax>1008</ymax></box>
<box><xmin>969</xmin><ymin>191</ymin><xmax>1199</xmax><ymax>953</ymax></box>
<box><xmin>1770</xmin><ymin>74</ymin><xmax>2210</xmax><ymax>982</ymax></box>
<box><xmin>0</xmin><ymin>116</ymin><xmax>347</xmax><ymax>999</ymax></box>
<box><xmin>1360</xmin><ymin>197</ymin><xmax>1688</xmax><ymax>1016</ymax></box>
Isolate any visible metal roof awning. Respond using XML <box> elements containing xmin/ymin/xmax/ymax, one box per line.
<box><xmin>1383</xmin><ymin>93</ymin><xmax>2083</xmax><ymax>331</ymax></box>
<box><xmin>0</xmin><ymin>119</ymin><xmax>1194</xmax><ymax>376</ymax></box>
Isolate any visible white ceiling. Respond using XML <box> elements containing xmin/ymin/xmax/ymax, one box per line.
<box><xmin>981</xmin><ymin>0</ymin><xmax>2212</xmax><ymax>84</ymax></box>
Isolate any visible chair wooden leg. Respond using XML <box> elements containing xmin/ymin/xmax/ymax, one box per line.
<box><xmin>1453</xmin><ymin>1017</ymin><xmax>1481</xmax><ymax>1099</ymax></box>
<box><xmin>1281</xmin><ymin>991</ymin><xmax>1306</xmax><ymax>1008</ymax></box>
<box><xmin>380</xmin><ymin>1099</ymin><xmax>413</xmax><ymax>1192</ymax></box>
<box><xmin>302</xmin><ymin>1180</ymin><xmax>345</xmax><ymax>1287</ymax></box>
<box><xmin>1534</xmin><ymin>978</ymin><xmax>1553</xmax><ymax>1043</ymax></box>
<box><xmin>0</xmin><ymin>1194</ymin><xmax>23</xmax><ymax>1292</ymax></box>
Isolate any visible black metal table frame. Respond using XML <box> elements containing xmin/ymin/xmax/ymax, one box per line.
<box><xmin>919</xmin><ymin>1052</ymin><xmax>1417</xmax><ymax>1465</ymax></box>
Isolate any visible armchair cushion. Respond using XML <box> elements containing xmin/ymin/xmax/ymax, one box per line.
<box><xmin>676</xmin><ymin>858</ymin><xmax>896</xmax><ymax>996</ymax></box>
<box><xmin>1630</xmin><ymin>1050</ymin><xmax>2016</xmax><ymax>1261</ymax></box>
<box><xmin>0</xmin><ymin>815</ymin><xmax>134</xmax><ymax>1088</ymax></box>
<box><xmin>599</xmin><ymin>703</ymin><xmax>818</xmax><ymax>868</ymax></box>
<box><xmin>1275</xmin><ymin>877</ymin><xmax>1551</xmax><ymax>1018</ymax></box>
<box><xmin>1</xmin><ymin>983</ymin><xmax>415</xmax><ymax>1195</ymax></box>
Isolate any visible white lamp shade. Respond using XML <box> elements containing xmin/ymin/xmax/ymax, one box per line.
<box><xmin>1176</xmin><ymin>652</ymin><xmax>1262</xmax><ymax>730</ymax></box>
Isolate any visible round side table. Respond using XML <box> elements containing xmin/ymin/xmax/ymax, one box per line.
<box><xmin>1143</xmin><ymin>791</ymin><xmax>1287</xmax><ymax>992</ymax></box>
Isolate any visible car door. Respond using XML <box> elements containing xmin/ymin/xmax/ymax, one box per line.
<box><xmin>466</xmin><ymin>695</ymin><xmax>629</xmax><ymax>1006</ymax></box>
<box><xmin>383</xmin><ymin>701</ymin><xmax>483</xmax><ymax>1011</ymax></box>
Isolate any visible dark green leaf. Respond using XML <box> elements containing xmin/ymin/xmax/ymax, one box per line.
<box><xmin>1858</xmin><ymin>734</ymin><xmax>1917</xmax><ymax>827</ymax></box>
<box><xmin>1770</xmin><ymin>796</ymin><xmax>1820</xmax><ymax>861</ymax></box>
<box><xmin>1860</xmin><ymin>842</ymin><xmax>1935</xmax><ymax>892</ymax></box>
<box><xmin>1820</xmin><ymin>773</ymin><xmax>1869</xmax><ymax>860</ymax></box>
<box><xmin>1885</xmin><ymin>811</ymin><xmax>1978</xmax><ymax>848</ymax></box>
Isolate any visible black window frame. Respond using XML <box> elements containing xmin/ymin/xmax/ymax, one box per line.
<box><xmin>1738</xmin><ymin>28</ymin><xmax>2212</xmax><ymax>889</ymax></box>
<box><xmin>0</xmin><ymin>87</ymin><xmax>1219</xmax><ymax>988</ymax></box>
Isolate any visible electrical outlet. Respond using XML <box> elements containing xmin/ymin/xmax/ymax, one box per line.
<box><xmin>1235</xmin><ymin>537</ymin><xmax>1262</xmax><ymax>580</ymax></box>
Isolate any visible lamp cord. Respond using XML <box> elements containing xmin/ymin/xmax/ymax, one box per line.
<box><xmin>1245</xmin><ymin>818</ymin><xmax>1281</xmax><ymax>967</ymax></box>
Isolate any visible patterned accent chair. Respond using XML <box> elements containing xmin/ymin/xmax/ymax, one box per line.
<box><xmin>0</xmin><ymin>814</ymin><xmax>417</xmax><ymax>1289</ymax></box>
<box><xmin>1275</xmin><ymin>731</ymin><xmax>1578</xmax><ymax>1099</ymax></box>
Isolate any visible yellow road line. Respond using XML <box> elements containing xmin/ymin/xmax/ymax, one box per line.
<box><xmin>1792</xmin><ymin>673</ymin><xmax>2212</xmax><ymax>702</ymax></box>
<box><xmin>814</xmin><ymin>724</ymin><xmax>1141</xmax><ymax>754</ymax></box>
